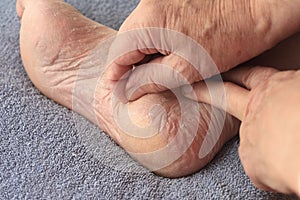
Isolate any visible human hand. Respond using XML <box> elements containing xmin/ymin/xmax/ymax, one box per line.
<box><xmin>110</xmin><ymin>0</ymin><xmax>300</xmax><ymax>101</ymax></box>
<box><xmin>17</xmin><ymin>0</ymin><xmax>240</xmax><ymax>178</ymax></box>
<box><xmin>182</xmin><ymin>66</ymin><xmax>300</xmax><ymax>195</ymax></box>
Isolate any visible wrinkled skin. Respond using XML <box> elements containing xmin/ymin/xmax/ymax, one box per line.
<box><xmin>184</xmin><ymin>66</ymin><xmax>300</xmax><ymax>195</ymax></box>
<box><xmin>238</xmin><ymin>69</ymin><xmax>300</xmax><ymax>196</ymax></box>
<box><xmin>116</xmin><ymin>0</ymin><xmax>300</xmax><ymax>100</ymax></box>
<box><xmin>17</xmin><ymin>0</ymin><xmax>239</xmax><ymax>177</ymax></box>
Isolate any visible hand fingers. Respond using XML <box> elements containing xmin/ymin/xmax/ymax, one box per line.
<box><xmin>108</xmin><ymin>28</ymin><xmax>169</xmax><ymax>68</ymax></box>
<box><xmin>111</xmin><ymin>53</ymin><xmax>164</xmax><ymax>81</ymax></box>
<box><xmin>125</xmin><ymin>54</ymin><xmax>206</xmax><ymax>101</ymax></box>
<box><xmin>100</xmin><ymin>63</ymin><xmax>132</xmax><ymax>104</ymax></box>
<box><xmin>103</xmin><ymin>62</ymin><xmax>133</xmax><ymax>81</ymax></box>
<box><xmin>106</xmin><ymin>28</ymin><xmax>169</xmax><ymax>91</ymax></box>
<box><xmin>107</xmin><ymin>28</ymin><xmax>219</xmax><ymax>101</ymax></box>
<box><xmin>182</xmin><ymin>80</ymin><xmax>249</xmax><ymax>121</ymax></box>
<box><xmin>222</xmin><ymin>66</ymin><xmax>279</xmax><ymax>89</ymax></box>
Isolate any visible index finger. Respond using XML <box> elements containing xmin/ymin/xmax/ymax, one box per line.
<box><xmin>182</xmin><ymin>80</ymin><xmax>250</xmax><ymax>121</ymax></box>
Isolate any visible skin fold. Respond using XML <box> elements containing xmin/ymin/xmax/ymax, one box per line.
<box><xmin>183</xmin><ymin>66</ymin><xmax>300</xmax><ymax>195</ymax></box>
<box><xmin>182</xmin><ymin>31</ymin><xmax>300</xmax><ymax>195</ymax></box>
<box><xmin>115</xmin><ymin>0</ymin><xmax>300</xmax><ymax>101</ymax></box>
<box><xmin>17</xmin><ymin>0</ymin><xmax>239</xmax><ymax>177</ymax></box>
<box><xmin>17</xmin><ymin>0</ymin><xmax>300</xmax><ymax>193</ymax></box>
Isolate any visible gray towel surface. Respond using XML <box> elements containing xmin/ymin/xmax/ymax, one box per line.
<box><xmin>0</xmin><ymin>0</ymin><xmax>298</xmax><ymax>199</ymax></box>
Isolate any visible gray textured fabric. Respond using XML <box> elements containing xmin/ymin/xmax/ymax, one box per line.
<box><xmin>0</xmin><ymin>0</ymin><xmax>298</xmax><ymax>199</ymax></box>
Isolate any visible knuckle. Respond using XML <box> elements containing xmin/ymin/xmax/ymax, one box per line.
<box><xmin>173</xmin><ymin>58</ymin><xmax>201</xmax><ymax>83</ymax></box>
<box><xmin>258</xmin><ymin>67</ymin><xmax>277</xmax><ymax>79</ymax></box>
<box><xmin>244</xmin><ymin>66</ymin><xmax>277</xmax><ymax>88</ymax></box>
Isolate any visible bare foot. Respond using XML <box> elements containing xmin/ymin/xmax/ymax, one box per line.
<box><xmin>17</xmin><ymin>0</ymin><xmax>239</xmax><ymax>177</ymax></box>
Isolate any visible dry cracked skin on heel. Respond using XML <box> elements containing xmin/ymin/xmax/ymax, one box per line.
<box><xmin>17</xmin><ymin>0</ymin><xmax>240</xmax><ymax>177</ymax></box>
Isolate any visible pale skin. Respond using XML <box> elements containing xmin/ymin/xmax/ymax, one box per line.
<box><xmin>117</xmin><ymin>0</ymin><xmax>300</xmax><ymax>195</ymax></box>
<box><xmin>116</xmin><ymin>0</ymin><xmax>300</xmax><ymax>101</ymax></box>
<box><xmin>183</xmin><ymin>65</ymin><xmax>300</xmax><ymax>196</ymax></box>
<box><xmin>17</xmin><ymin>0</ymin><xmax>240</xmax><ymax>177</ymax></box>
<box><xmin>181</xmin><ymin>32</ymin><xmax>300</xmax><ymax>195</ymax></box>
<box><xmin>16</xmin><ymin>0</ymin><xmax>300</xmax><ymax>195</ymax></box>
<box><xmin>182</xmin><ymin>32</ymin><xmax>300</xmax><ymax>195</ymax></box>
